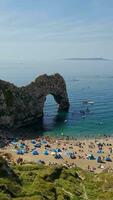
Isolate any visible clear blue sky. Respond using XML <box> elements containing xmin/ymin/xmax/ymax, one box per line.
<box><xmin>0</xmin><ymin>0</ymin><xmax>113</xmax><ymax>62</ymax></box>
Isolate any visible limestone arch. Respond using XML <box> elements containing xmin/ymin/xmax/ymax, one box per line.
<box><xmin>0</xmin><ymin>73</ymin><xmax>70</xmax><ymax>128</ymax></box>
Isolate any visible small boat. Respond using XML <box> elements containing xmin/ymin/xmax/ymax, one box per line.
<box><xmin>82</xmin><ymin>100</ymin><xmax>88</xmax><ymax>105</ymax></box>
<box><xmin>86</xmin><ymin>107</ymin><xmax>90</xmax><ymax>113</ymax></box>
<box><xmin>82</xmin><ymin>115</ymin><xmax>86</xmax><ymax>119</ymax></box>
<box><xmin>88</xmin><ymin>101</ymin><xmax>95</xmax><ymax>105</ymax></box>
<box><xmin>82</xmin><ymin>100</ymin><xmax>95</xmax><ymax>105</ymax></box>
<box><xmin>80</xmin><ymin>110</ymin><xmax>85</xmax><ymax>115</ymax></box>
<box><xmin>98</xmin><ymin>122</ymin><xmax>104</xmax><ymax>125</ymax></box>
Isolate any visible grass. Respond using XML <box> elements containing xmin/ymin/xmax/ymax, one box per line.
<box><xmin>0</xmin><ymin>156</ymin><xmax>113</xmax><ymax>200</ymax></box>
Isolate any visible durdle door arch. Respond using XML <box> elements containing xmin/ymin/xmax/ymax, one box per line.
<box><xmin>0</xmin><ymin>73</ymin><xmax>70</xmax><ymax>129</ymax></box>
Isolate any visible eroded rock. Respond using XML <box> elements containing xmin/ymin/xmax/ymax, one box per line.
<box><xmin>0</xmin><ymin>73</ymin><xmax>69</xmax><ymax>129</ymax></box>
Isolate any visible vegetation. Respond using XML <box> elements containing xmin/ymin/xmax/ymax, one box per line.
<box><xmin>0</xmin><ymin>156</ymin><xmax>113</xmax><ymax>200</ymax></box>
<box><xmin>3</xmin><ymin>89</ymin><xmax>14</xmax><ymax>107</ymax></box>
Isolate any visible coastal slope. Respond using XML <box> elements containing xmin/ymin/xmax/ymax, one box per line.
<box><xmin>0</xmin><ymin>156</ymin><xmax>113</xmax><ymax>200</ymax></box>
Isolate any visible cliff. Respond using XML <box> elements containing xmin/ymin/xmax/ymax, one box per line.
<box><xmin>0</xmin><ymin>73</ymin><xmax>69</xmax><ymax>129</ymax></box>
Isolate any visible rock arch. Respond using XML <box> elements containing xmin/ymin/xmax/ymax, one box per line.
<box><xmin>0</xmin><ymin>73</ymin><xmax>70</xmax><ymax>129</ymax></box>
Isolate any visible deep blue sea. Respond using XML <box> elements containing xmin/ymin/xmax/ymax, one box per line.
<box><xmin>0</xmin><ymin>60</ymin><xmax>113</xmax><ymax>138</ymax></box>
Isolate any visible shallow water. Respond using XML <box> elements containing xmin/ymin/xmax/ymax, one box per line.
<box><xmin>44</xmin><ymin>76</ymin><xmax>113</xmax><ymax>137</ymax></box>
<box><xmin>0</xmin><ymin>60</ymin><xmax>113</xmax><ymax>137</ymax></box>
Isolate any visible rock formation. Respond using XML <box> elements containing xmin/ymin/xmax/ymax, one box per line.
<box><xmin>0</xmin><ymin>73</ymin><xmax>70</xmax><ymax>129</ymax></box>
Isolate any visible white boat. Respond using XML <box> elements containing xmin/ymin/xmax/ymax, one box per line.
<box><xmin>82</xmin><ymin>100</ymin><xmax>95</xmax><ymax>105</ymax></box>
<box><xmin>88</xmin><ymin>101</ymin><xmax>95</xmax><ymax>105</ymax></box>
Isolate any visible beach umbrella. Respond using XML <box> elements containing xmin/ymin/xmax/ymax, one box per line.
<box><xmin>16</xmin><ymin>149</ymin><xmax>24</xmax><ymax>155</ymax></box>
<box><xmin>56</xmin><ymin>148</ymin><xmax>62</xmax><ymax>153</ymax></box>
<box><xmin>34</xmin><ymin>143</ymin><xmax>41</xmax><ymax>148</ymax></box>
<box><xmin>19</xmin><ymin>143</ymin><xmax>25</xmax><ymax>148</ymax></box>
<box><xmin>65</xmin><ymin>151</ymin><xmax>73</xmax><ymax>157</ymax></box>
<box><xmin>87</xmin><ymin>154</ymin><xmax>95</xmax><ymax>160</ymax></box>
<box><xmin>54</xmin><ymin>154</ymin><xmax>63</xmax><ymax>159</ymax></box>
<box><xmin>22</xmin><ymin>149</ymin><xmax>28</xmax><ymax>153</ymax></box>
<box><xmin>11</xmin><ymin>138</ymin><xmax>18</xmax><ymax>144</ymax></box>
<box><xmin>97</xmin><ymin>150</ymin><xmax>104</xmax><ymax>154</ymax></box>
<box><xmin>41</xmin><ymin>140</ymin><xmax>47</xmax><ymax>144</ymax></box>
<box><xmin>11</xmin><ymin>141</ymin><xmax>17</xmax><ymax>145</ymax></box>
<box><xmin>31</xmin><ymin>140</ymin><xmax>36</xmax><ymax>144</ymax></box>
<box><xmin>52</xmin><ymin>149</ymin><xmax>57</xmax><ymax>153</ymax></box>
<box><xmin>32</xmin><ymin>150</ymin><xmax>39</xmax><ymax>155</ymax></box>
<box><xmin>105</xmin><ymin>157</ymin><xmax>112</xmax><ymax>162</ymax></box>
<box><xmin>43</xmin><ymin>150</ymin><xmax>49</xmax><ymax>155</ymax></box>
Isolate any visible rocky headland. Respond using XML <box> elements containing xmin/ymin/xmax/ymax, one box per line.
<box><xmin>0</xmin><ymin>73</ymin><xmax>69</xmax><ymax>129</ymax></box>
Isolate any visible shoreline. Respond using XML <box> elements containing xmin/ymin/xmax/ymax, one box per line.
<box><xmin>1</xmin><ymin>132</ymin><xmax>113</xmax><ymax>173</ymax></box>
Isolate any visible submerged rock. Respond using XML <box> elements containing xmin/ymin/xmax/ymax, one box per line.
<box><xmin>0</xmin><ymin>73</ymin><xmax>69</xmax><ymax>129</ymax></box>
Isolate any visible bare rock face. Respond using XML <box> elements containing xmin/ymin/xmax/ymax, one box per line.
<box><xmin>0</xmin><ymin>73</ymin><xmax>70</xmax><ymax>129</ymax></box>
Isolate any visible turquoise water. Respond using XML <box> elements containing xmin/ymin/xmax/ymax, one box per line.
<box><xmin>0</xmin><ymin>60</ymin><xmax>113</xmax><ymax>137</ymax></box>
<box><xmin>44</xmin><ymin>76</ymin><xmax>113</xmax><ymax>137</ymax></box>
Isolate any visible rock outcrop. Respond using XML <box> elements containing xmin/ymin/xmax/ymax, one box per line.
<box><xmin>0</xmin><ymin>73</ymin><xmax>69</xmax><ymax>129</ymax></box>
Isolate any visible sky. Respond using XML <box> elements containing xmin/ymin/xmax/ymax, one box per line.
<box><xmin>0</xmin><ymin>0</ymin><xmax>113</xmax><ymax>62</ymax></box>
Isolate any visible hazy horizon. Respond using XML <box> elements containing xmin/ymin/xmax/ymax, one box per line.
<box><xmin>0</xmin><ymin>59</ymin><xmax>113</xmax><ymax>86</ymax></box>
<box><xmin>0</xmin><ymin>0</ymin><xmax>113</xmax><ymax>64</ymax></box>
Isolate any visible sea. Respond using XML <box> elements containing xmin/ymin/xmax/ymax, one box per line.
<box><xmin>0</xmin><ymin>60</ymin><xmax>113</xmax><ymax>138</ymax></box>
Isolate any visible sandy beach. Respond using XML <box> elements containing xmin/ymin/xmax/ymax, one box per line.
<box><xmin>1</xmin><ymin>135</ymin><xmax>113</xmax><ymax>173</ymax></box>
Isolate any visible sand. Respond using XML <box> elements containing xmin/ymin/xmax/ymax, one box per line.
<box><xmin>1</xmin><ymin>136</ymin><xmax>113</xmax><ymax>173</ymax></box>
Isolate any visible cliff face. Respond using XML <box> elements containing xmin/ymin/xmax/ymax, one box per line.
<box><xmin>0</xmin><ymin>73</ymin><xmax>70</xmax><ymax>129</ymax></box>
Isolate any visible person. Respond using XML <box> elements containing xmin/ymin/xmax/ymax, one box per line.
<box><xmin>16</xmin><ymin>157</ymin><xmax>23</xmax><ymax>165</ymax></box>
<box><xmin>109</xmin><ymin>148</ymin><xmax>112</xmax><ymax>154</ymax></box>
<box><xmin>61</xmin><ymin>132</ymin><xmax>64</xmax><ymax>136</ymax></box>
<box><xmin>88</xmin><ymin>165</ymin><xmax>90</xmax><ymax>170</ymax></box>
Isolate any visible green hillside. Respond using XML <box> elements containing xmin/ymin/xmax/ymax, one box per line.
<box><xmin>0</xmin><ymin>156</ymin><xmax>113</xmax><ymax>200</ymax></box>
